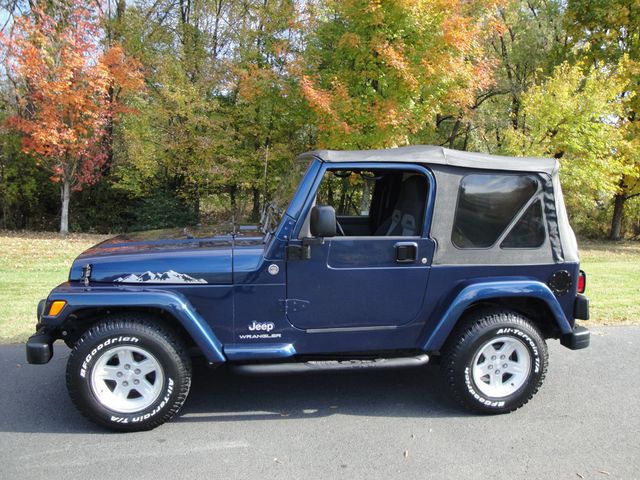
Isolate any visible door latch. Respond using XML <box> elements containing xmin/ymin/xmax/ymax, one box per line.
<box><xmin>394</xmin><ymin>242</ymin><xmax>418</xmax><ymax>263</ymax></box>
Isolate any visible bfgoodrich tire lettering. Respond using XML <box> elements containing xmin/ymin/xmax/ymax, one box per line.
<box><xmin>442</xmin><ymin>308</ymin><xmax>548</xmax><ymax>414</ymax></box>
<box><xmin>66</xmin><ymin>315</ymin><xmax>191</xmax><ymax>431</ymax></box>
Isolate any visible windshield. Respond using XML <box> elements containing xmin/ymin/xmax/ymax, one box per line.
<box><xmin>260</xmin><ymin>158</ymin><xmax>311</xmax><ymax>233</ymax></box>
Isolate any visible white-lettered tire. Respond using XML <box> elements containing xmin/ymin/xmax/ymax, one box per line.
<box><xmin>441</xmin><ymin>308</ymin><xmax>548</xmax><ymax>414</ymax></box>
<box><xmin>66</xmin><ymin>315</ymin><xmax>192</xmax><ymax>431</ymax></box>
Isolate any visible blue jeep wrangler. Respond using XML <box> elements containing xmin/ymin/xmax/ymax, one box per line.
<box><xmin>27</xmin><ymin>146</ymin><xmax>590</xmax><ymax>431</ymax></box>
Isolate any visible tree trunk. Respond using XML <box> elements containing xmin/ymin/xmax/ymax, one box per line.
<box><xmin>60</xmin><ymin>180</ymin><xmax>70</xmax><ymax>235</ymax></box>
<box><xmin>448</xmin><ymin>119</ymin><xmax>461</xmax><ymax>148</ymax></box>
<box><xmin>229</xmin><ymin>184</ymin><xmax>237</xmax><ymax>219</ymax></box>
<box><xmin>1</xmin><ymin>202</ymin><xmax>7</xmax><ymax>230</ymax></box>
<box><xmin>511</xmin><ymin>95</ymin><xmax>520</xmax><ymax>129</ymax></box>
<box><xmin>338</xmin><ymin>177</ymin><xmax>349</xmax><ymax>214</ymax></box>
<box><xmin>462</xmin><ymin>123</ymin><xmax>471</xmax><ymax>151</ymax></box>
<box><xmin>251</xmin><ymin>187</ymin><xmax>261</xmax><ymax>222</ymax></box>
<box><xmin>360</xmin><ymin>180</ymin><xmax>370</xmax><ymax>214</ymax></box>
<box><xmin>193</xmin><ymin>195</ymin><xmax>201</xmax><ymax>224</ymax></box>
<box><xmin>609</xmin><ymin>193</ymin><xmax>626</xmax><ymax>240</ymax></box>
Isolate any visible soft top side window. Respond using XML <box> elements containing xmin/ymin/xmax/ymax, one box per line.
<box><xmin>452</xmin><ymin>174</ymin><xmax>539</xmax><ymax>249</ymax></box>
<box><xmin>314</xmin><ymin>169</ymin><xmax>428</xmax><ymax>237</ymax></box>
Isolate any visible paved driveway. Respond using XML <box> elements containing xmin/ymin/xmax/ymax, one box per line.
<box><xmin>1</xmin><ymin>325</ymin><xmax>638</xmax><ymax>479</ymax></box>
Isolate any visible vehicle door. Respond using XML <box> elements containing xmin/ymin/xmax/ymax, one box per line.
<box><xmin>285</xmin><ymin>164</ymin><xmax>435</xmax><ymax>331</ymax></box>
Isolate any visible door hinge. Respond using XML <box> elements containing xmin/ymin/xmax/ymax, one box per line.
<box><xmin>286</xmin><ymin>244</ymin><xmax>310</xmax><ymax>261</ymax></box>
<box><xmin>279</xmin><ymin>299</ymin><xmax>310</xmax><ymax>314</ymax></box>
<box><xmin>286</xmin><ymin>238</ymin><xmax>325</xmax><ymax>260</ymax></box>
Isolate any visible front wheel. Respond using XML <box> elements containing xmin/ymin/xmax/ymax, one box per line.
<box><xmin>441</xmin><ymin>308</ymin><xmax>548</xmax><ymax>414</ymax></box>
<box><xmin>66</xmin><ymin>315</ymin><xmax>192</xmax><ymax>431</ymax></box>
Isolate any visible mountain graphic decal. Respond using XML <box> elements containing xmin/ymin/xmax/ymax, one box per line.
<box><xmin>113</xmin><ymin>270</ymin><xmax>207</xmax><ymax>284</ymax></box>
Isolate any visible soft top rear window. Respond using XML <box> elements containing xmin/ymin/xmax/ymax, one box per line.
<box><xmin>452</xmin><ymin>174</ymin><xmax>538</xmax><ymax>249</ymax></box>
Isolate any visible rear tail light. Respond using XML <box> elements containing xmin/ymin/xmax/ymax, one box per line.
<box><xmin>577</xmin><ymin>270</ymin><xmax>586</xmax><ymax>294</ymax></box>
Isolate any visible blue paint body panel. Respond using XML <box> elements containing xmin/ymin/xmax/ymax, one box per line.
<box><xmin>286</xmin><ymin>237</ymin><xmax>434</xmax><ymax>329</ymax></box>
<box><xmin>40</xmin><ymin>157</ymin><xmax>585</xmax><ymax>363</ymax></box>
<box><xmin>69</xmin><ymin>228</ymin><xmax>234</xmax><ymax>285</ymax></box>
<box><xmin>224</xmin><ymin>343</ymin><xmax>296</xmax><ymax>361</ymax></box>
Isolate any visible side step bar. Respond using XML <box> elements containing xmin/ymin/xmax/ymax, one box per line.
<box><xmin>232</xmin><ymin>354</ymin><xmax>429</xmax><ymax>375</ymax></box>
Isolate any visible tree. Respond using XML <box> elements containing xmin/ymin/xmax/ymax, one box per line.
<box><xmin>299</xmin><ymin>0</ymin><xmax>499</xmax><ymax>149</ymax></box>
<box><xmin>229</xmin><ymin>0</ymin><xmax>312</xmax><ymax>219</ymax></box>
<box><xmin>110</xmin><ymin>0</ymin><xmax>236</xmax><ymax>220</ymax></box>
<box><xmin>2</xmin><ymin>1</ymin><xmax>143</xmax><ymax>234</ymax></box>
<box><xmin>501</xmin><ymin>62</ymin><xmax>628</xmax><ymax>217</ymax></box>
<box><xmin>465</xmin><ymin>0</ymin><xmax>568</xmax><ymax>152</ymax></box>
<box><xmin>112</xmin><ymin>0</ymin><xmax>311</xmax><ymax>223</ymax></box>
<box><xmin>565</xmin><ymin>0</ymin><xmax>640</xmax><ymax>239</ymax></box>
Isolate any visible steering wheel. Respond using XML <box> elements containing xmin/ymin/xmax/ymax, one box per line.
<box><xmin>336</xmin><ymin>219</ymin><xmax>346</xmax><ymax>236</ymax></box>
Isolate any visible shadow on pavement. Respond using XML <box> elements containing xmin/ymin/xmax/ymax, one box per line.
<box><xmin>0</xmin><ymin>345</ymin><xmax>466</xmax><ymax>434</ymax></box>
<box><xmin>177</xmin><ymin>362</ymin><xmax>465</xmax><ymax>423</ymax></box>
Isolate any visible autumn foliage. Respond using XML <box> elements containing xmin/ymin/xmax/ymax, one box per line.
<box><xmin>301</xmin><ymin>0</ymin><xmax>501</xmax><ymax>149</ymax></box>
<box><xmin>0</xmin><ymin>0</ymin><xmax>638</xmax><ymax>238</ymax></box>
<box><xmin>2</xmin><ymin>1</ymin><xmax>143</xmax><ymax>233</ymax></box>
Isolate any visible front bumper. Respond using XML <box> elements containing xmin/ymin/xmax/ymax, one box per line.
<box><xmin>27</xmin><ymin>298</ymin><xmax>54</xmax><ymax>364</ymax></box>
<box><xmin>560</xmin><ymin>325</ymin><xmax>590</xmax><ymax>350</ymax></box>
<box><xmin>26</xmin><ymin>330</ymin><xmax>54</xmax><ymax>364</ymax></box>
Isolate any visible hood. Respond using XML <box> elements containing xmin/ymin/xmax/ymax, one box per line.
<box><xmin>69</xmin><ymin>225</ymin><xmax>265</xmax><ymax>285</ymax></box>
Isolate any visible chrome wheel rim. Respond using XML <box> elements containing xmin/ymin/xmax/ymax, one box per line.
<box><xmin>472</xmin><ymin>336</ymin><xmax>531</xmax><ymax>398</ymax></box>
<box><xmin>90</xmin><ymin>346</ymin><xmax>164</xmax><ymax>413</ymax></box>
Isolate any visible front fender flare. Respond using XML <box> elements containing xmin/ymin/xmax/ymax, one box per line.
<box><xmin>43</xmin><ymin>285</ymin><xmax>226</xmax><ymax>363</ymax></box>
<box><xmin>423</xmin><ymin>280</ymin><xmax>572</xmax><ymax>352</ymax></box>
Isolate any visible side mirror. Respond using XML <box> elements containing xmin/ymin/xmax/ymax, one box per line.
<box><xmin>310</xmin><ymin>205</ymin><xmax>336</xmax><ymax>238</ymax></box>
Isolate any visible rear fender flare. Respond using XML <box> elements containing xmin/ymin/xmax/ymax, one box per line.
<box><xmin>423</xmin><ymin>280</ymin><xmax>572</xmax><ymax>352</ymax></box>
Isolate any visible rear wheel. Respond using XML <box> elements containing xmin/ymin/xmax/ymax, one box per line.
<box><xmin>441</xmin><ymin>308</ymin><xmax>548</xmax><ymax>414</ymax></box>
<box><xmin>66</xmin><ymin>315</ymin><xmax>192</xmax><ymax>431</ymax></box>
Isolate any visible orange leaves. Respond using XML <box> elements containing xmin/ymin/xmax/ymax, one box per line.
<box><xmin>101</xmin><ymin>45</ymin><xmax>145</xmax><ymax>94</ymax></box>
<box><xmin>371</xmin><ymin>37</ymin><xmax>418</xmax><ymax>90</ymax></box>
<box><xmin>300</xmin><ymin>76</ymin><xmax>338</xmax><ymax>117</ymax></box>
<box><xmin>339</xmin><ymin>33</ymin><xmax>361</xmax><ymax>50</ymax></box>
<box><xmin>442</xmin><ymin>15</ymin><xmax>476</xmax><ymax>53</ymax></box>
<box><xmin>300</xmin><ymin>76</ymin><xmax>352</xmax><ymax>140</ymax></box>
<box><xmin>237</xmin><ymin>64</ymin><xmax>276</xmax><ymax>102</ymax></box>
<box><xmin>2</xmin><ymin>0</ymin><xmax>144</xmax><ymax>190</ymax></box>
<box><xmin>373</xmin><ymin>99</ymin><xmax>405</xmax><ymax>131</ymax></box>
<box><xmin>301</xmin><ymin>0</ymin><xmax>498</xmax><ymax>148</ymax></box>
<box><xmin>489</xmin><ymin>17</ymin><xmax>508</xmax><ymax>38</ymax></box>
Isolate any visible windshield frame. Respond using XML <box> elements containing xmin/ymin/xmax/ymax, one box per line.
<box><xmin>261</xmin><ymin>156</ymin><xmax>315</xmax><ymax>233</ymax></box>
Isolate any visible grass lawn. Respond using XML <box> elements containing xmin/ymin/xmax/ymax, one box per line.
<box><xmin>0</xmin><ymin>231</ymin><xmax>108</xmax><ymax>343</ymax></box>
<box><xmin>577</xmin><ymin>240</ymin><xmax>640</xmax><ymax>326</ymax></box>
<box><xmin>0</xmin><ymin>231</ymin><xmax>638</xmax><ymax>343</ymax></box>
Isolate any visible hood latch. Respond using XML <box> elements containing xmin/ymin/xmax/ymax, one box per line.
<box><xmin>81</xmin><ymin>263</ymin><xmax>92</xmax><ymax>286</ymax></box>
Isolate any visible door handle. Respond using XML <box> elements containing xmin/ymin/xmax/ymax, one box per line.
<box><xmin>394</xmin><ymin>242</ymin><xmax>417</xmax><ymax>263</ymax></box>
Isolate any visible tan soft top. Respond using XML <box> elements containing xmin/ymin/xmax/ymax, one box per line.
<box><xmin>303</xmin><ymin>145</ymin><xmax>559</xmax><ymax>175</ymax></box>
